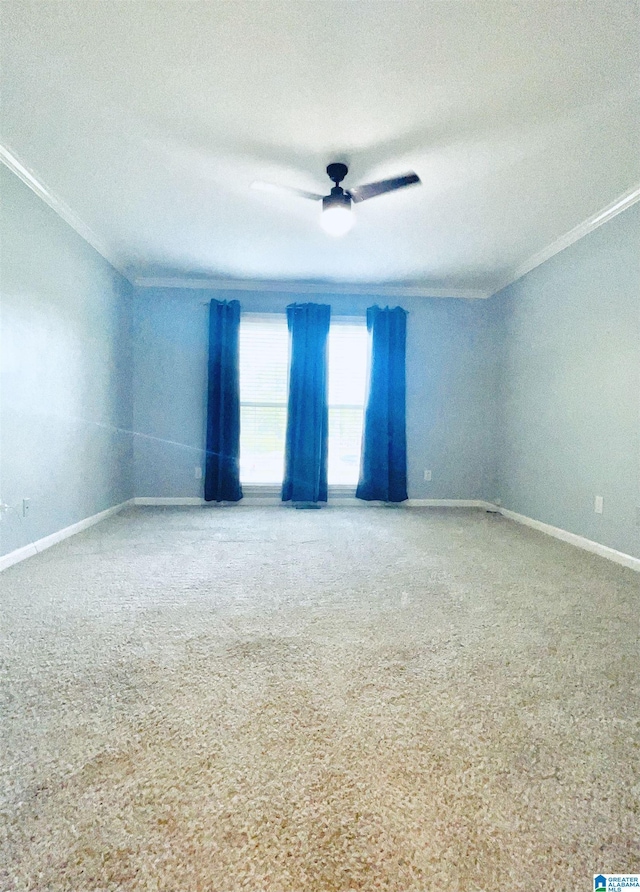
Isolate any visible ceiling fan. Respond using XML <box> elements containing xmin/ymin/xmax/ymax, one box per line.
<box><xmin>251</xmin><ymin>162</ymin><xmax>421</xmax><ymax>237</ymax></box>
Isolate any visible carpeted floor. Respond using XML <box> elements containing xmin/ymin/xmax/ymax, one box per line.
<box><xmin>1</xmin><ymin>506</ymin><xmax>639</xmax><ymax>891</ymax></box>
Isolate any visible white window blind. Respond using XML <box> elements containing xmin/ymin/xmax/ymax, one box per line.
<box><xmin>327</xmin><ymin>320</ymin><xmax>368</xmax><ymax>485</ymax></box>
<box><xmin>239</xmin><ymin>314</ymin><xmax>368</xmax><ymax>487</ymax></box>
<box><xmin>239</xmin><ymin>314</ymin><xmax>289</xmax><ymax>484</ymax></box>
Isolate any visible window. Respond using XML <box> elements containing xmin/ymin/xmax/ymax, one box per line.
<box><xmin>327</xmin><ymin>319</ymin><xmax>368</xmax><ymax>485</ymax></box>
<box><xmin>239</xmin><ymin>314</ymin><xmax>289</xmax><ymax>484</ymax></box>
<box><xmin>239</xmin><ymin>313</ymin><xmax>368</xmax><ymax>487</ymax></box>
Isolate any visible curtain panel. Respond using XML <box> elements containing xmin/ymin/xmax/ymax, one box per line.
<box><xmin>282</xmin><ymin>303</ymin><xmax>331</xmax><ymax>505</ymax></box>
<box><xmin>204</xmin><ymin>299</ymin><xmax>243</xmax><ymax>502</ymax></box>
<box><xmin>356</xmin><ymin>305</ymin><xmax>408</xmax><ymax>503</ymax></box>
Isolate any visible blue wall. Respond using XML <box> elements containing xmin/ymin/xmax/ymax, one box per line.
<box><xmin>132</xmin><ymin>288</ymin><xmax>499</xmax><ymax>501</ymax></box>
<box><xmin>0</xmin><ymin>165</ymin><xmax>134</xmax><ymax>557</ymax></box>
<box><xmin>493</xmin><ymin>203</ymin><xmax>640</xmax><ymax>559</ymax></box>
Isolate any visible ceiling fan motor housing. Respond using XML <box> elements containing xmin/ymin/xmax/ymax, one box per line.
<box><xmin>326</xmin><ymin>162</ymin><xmax>348</xmax><ymax>185</ymax></box>
<box><xmin>323</xmin><ymin>188</ymin><xmax>352</xmax><ymax>212</ymax></box>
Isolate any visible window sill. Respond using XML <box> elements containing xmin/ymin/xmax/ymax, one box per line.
<box><xmin>241</xmin><ymin>484</ymin><xmax>357</xmax><ymax>498</ymax></box>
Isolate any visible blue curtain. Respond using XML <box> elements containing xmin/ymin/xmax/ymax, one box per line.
<box><xmin>356</xmin><ymin>305</ymin><xmax>408</xmax><ymax>502</ymax></box>
<box><xmin>204</xmin><ymin>299</ymin><xmax>243</xmax><ymax>502</ymax></box>
<box><xmin>282</xmin><ymin>303</ymin><xmax>331</xmax><ymax>504</ymax></box>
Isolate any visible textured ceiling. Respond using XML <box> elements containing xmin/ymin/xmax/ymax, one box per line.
<box><xmin>2</xmin><ymin>0</ymin><xmax>639</xmax><ymax>291</ymax></box>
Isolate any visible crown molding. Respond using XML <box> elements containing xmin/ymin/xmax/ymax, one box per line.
<box><xmin>490</xmin><ymin>184</ymin><xmax>640</xmax><ymax>297</ymax></box>
<box><xmin>132</xmin><ymin>275</ymin><xmax>490</xmax><ymax>300</ymax></box>
<box><xmin>6</xmin><ymin>138</ymin><xmax>636</xmax><ymax>301</ymax></box>
<box><xmin>0</xmin><ymin>145</ymin><xmax>483</xmax><ymax>299</ymax></box>
<box><xmin>0</xmin><ymin>142</ymin><xmax>132</xmax><ymax>281</ymax></box>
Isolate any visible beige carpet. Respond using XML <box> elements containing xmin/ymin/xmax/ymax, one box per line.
<box><xmin>1</xmin><ymin>506</ymin><xmax>639</xmax><ymax>890</ymax></box>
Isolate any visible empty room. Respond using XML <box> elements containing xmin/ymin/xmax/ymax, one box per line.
<box><xmin>1</xmin><ymin>2</ymin><xmax>639</xmax><ymax>889</ymax></box>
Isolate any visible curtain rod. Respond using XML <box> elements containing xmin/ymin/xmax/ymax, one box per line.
<box><xmin>199</xmin><ymin>300</ymin><xmax>408</xmax><ymax>311</ymax></box>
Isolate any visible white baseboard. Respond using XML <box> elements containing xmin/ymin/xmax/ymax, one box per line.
<box><xmin>133</xmin><ymin>496</ymin><xmax>495</xmax><ymax>509</ymax></box>
<box><xmin>133</xmin><ymin>497</ymin><xmax>204</xmax><ymax>506</ymax></box>
<box><xmin>132</xmin><ymin>496</ymin><xmax>282</xmax><ymax>506</ymax></box>
<box><xmin>7</xmin><ymin>497</ymin><xmax>633</xmax><ymax>575</ymax></box>
<box><xmin>330</xmin><ymin>498</ymin><xmax>494</xmax><ymax>508</ymax></box>
<box><xmin>408</xmin><ymin>499</ymin><xmax>493</xmax><ymax>508</ymax></box>
<box><xmin>0</xmin><ymin>500</ymin><xmax>132</xmax><ymax>573</ymax></box>
<box><xmin>496</xmin><ymin>506</ymin><xmax>640</xmax><ymax>573</ymax></box>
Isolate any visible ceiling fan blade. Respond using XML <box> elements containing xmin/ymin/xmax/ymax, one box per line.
<box><xmin>349</xmin><ymin>172</ymin><xmax>421</xmax><ymax>203</ymax></box>
<box><xmin>250</xmin><ymin>181</ymin><xmax>323</xmax><ymax>201</ymax></box>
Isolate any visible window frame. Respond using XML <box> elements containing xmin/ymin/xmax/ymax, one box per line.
<box><xmin>238</xmin><ymin>311</ymin><xmax>290</xmax><ymax>489</ymax></box>
<box><xmin>238</xmin><ymin>311</ymin><xmax>368</xmax><ymax>494</ymax></box>
<box><xmin>326</xmin><ymin>315</ymin><xmax>368</xmax><ymax>490</ymax></box>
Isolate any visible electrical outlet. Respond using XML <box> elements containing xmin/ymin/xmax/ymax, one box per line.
<box><xmin>423</xmin><ymin>469</ymin><xmax>432</xmax><ymax>481</ymax></box>
<box><xmin>22</xmin><ymin>498</ymin><xmax>30</xmax><ymax>517</ymax></box>
<box><xmin>195</xmin><ymin>466</ymin><xmax>203</xmax><ymax>479</ymax></box>
<box><xmin>594</xmin><ymin>495</ymin><xmax>603</xmax><ymax>514</ymax></box>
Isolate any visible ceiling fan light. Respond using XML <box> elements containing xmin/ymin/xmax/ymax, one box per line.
<box><xmin>320</xmin><ymin>192</ymin><xmax>354</xmax><ymax>237</ymax></box>
<box><xmin>320</xmin><ymin>205</ymin><xmax>354</xmax><ymax>237</ymax></box>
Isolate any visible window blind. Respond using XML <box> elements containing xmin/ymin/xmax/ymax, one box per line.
<box><xmin>239</xmin><ymin>314</ymin><xmax>368</xmax><ymax>487</ymax></box>
<box><xmin>239</xmin><ymin>314</ymin><xmax>289</xmax><ymax>484</ymax></box>
<box><xmin>327</xmin><ymin>320</ymin><xmax>368</xmax><ymax>485</ymax></box>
